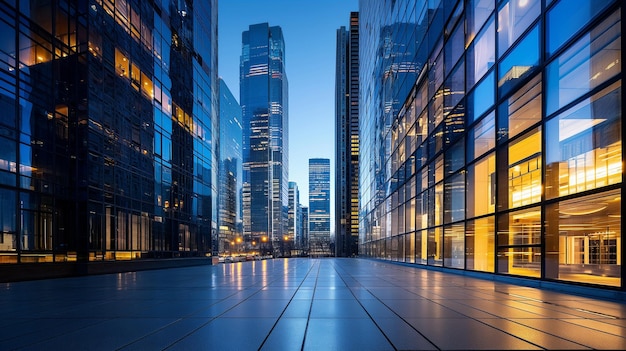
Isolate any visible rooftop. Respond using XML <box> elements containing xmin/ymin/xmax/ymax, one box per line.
<box><xmin>2</xmin><ymin>258</ymin><xmax>626</xmax><ymax>350</ymax></box>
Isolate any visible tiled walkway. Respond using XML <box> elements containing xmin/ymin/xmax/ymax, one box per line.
<box><xmin>2</xmin><ymin>258</ymin><xmax>626</xmax><ymax>350</ymax></box>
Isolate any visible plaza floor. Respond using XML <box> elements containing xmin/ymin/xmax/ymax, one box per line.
<box><xmin>2</xmin><ymin>258</ymin><xmax>626</xmax><ymax>350</ymax></box>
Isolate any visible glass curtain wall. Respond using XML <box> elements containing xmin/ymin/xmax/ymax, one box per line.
<box><xmin>359</xmin><ymin>0</ymin><xmax>622</xmax><ymax>289</ymax></box>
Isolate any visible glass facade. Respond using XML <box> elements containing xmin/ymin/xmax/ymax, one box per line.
<box><xmin>0</xmin><ymin>1</ymin><xmax>218</xmax><ymax>267</ymax></box>
<box><xmin>335</xmin><ymin>12</ymin><xmax>360</xmax><ymax>258</ymax></box>
<box><xmin>309</xmin><ymin>158</ymin><xmax>332</xmax><ymax>256</ymax></box>
<box><xmin>218</xmin><ymin>79</ymin><xmax>242</xmax><ymax>255</ymax></box>
<box><xmin>359</xmin><ymin>0</ymin><xmax>623</xmax><ymax>289</ymax></box>
<box><xmin>240</xmin><ymin>23</ymin><xmax>289</xmax><ymax>257</ymax></box>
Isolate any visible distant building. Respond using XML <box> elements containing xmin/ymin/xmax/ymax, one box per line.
<box><xmin>301</xmin><ymin>206</ymin><xmax>309</xmax><ymax>252</ymax></box>
<box><xmin>218</xmin><ymin>79</ymin><xmax>243</xmax><ymax>255</ymax></box>
<box><xmin>0</xmin><ymin>1</ymin><xmax>219</xmax><ymax>278</ymax></box>
<box><xmin>240</xmin><ymin>23</ymin><xmax>289</xmax><ymax>256</ymax></box>
<box><xmin>359</xmin><ymin>0</ymin><xmax>624</xmax><ymax>290</ymax></box>
<box><xmin>287</xmin><ymin>181</ymin><xmax>299</xmax><ymax>255</ymax></box>
<box><xmin>309</xmin><ymin>159</ymin><xmax>331</xmax><ymax>256</ymax></box>
<box><xmin>335</xmin><ymin>12</ymin><xmax>360</xmax><ymax>258</ymax></box>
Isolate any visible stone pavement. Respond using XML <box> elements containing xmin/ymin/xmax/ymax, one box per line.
<box><xmin>2</xmin><ymin>258</ymin><xmax>626</xmax><ymax>350</ymax></box>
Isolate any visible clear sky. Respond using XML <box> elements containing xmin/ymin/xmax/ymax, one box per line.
<box><xmin>218</xmin><ymin>0</ymin><xmax>358</xmax><ymax>216</ymax></box>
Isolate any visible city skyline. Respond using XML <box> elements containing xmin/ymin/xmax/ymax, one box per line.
<box><xmin>218</xmin><ymin>0</ymin><xmax>358</xmax><ymax>214</ymax></box>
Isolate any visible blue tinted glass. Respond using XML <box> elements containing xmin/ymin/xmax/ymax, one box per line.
<box><xmin>547</xmin><ymin>0</ymin><xmax>612</xmax><ymax>54</ymax></box>
<box><xmin>469</xmin><ymin>71</ymin><xmax>494</xmax><ymax>122</ymax></box>
<box><xmin>498</xmin><ymin>25</ymin><xmax>539</xmax><ymax>97</ymax></box>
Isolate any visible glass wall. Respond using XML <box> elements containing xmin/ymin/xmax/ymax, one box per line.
<box><xmin>0</xmin><ymin>1</ymin><xmax>218</xmax><ymax>267</ymax></box>
<box><xmin>359</xmin><ymin>0</ymin><xmax>623</xmax><ymax>289</ymax></box>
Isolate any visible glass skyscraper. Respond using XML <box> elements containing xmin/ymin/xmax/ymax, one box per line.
<box><xmin>335</xmin><ymin>12</ymin><xmax>360</xmax><ymax>257</ymax></box>
<box><xmin>218</xmin><ymin>79</ymin><xmax>242</xmax><ymax>255</ymax></box>
<box><xmin>0</xmin><ymin>1</ymin><xmax>218</xmax><ymax>274</ymax></box>
<box><xmin>359</xmin><ymin>0</ymin><xmax>623</xmax><ymax>289</ymax></box>
<box><xmin>240</xmin><ymin>23</ymin><xmax>289</xmax><ymax>256</ymax></box>
<box><xmin>309</xmin><ymin>158</ymin><xmax>331</xmax><ymax>256</ymax></box>
<box><xmin>288</xmin><ymin>181</ymin><xmax>300</xmax><ymax>255</ymax></box>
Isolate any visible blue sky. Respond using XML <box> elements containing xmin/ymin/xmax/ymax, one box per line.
<box><xmin>218</xmin><ymin>0</ymin><xmax>358</xmax><ymax>210</ymax></box>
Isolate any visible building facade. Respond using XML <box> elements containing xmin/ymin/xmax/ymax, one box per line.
<box><xmin>218</xmin><ymin>79</ymin><xmax>243</xmax><ymax>255</ymax></box>
<box><xmin>287</xmin><ymin>181</ymin><xmax>299</xmax><ymax>255</ymax></box>
<box><xmin>335</xmin><ymin>12</ymin><xmax>360</xmax><ymax>257</ymax></box>
<box><xmin>240</xmin><ymin>23</ymin><xmax>289</xmax><ymax>256</ymax></box>
<box><xmin>301</xmin><ymin>206</ymin><xmax>309</xmax><ymax>252</ymax></box>
<box><xmin>359</xmin><ymin>0</ymin><xmax>623</xmax><ymax>289</ymax></box>
<box><xmin>309</xmin><ymin>158</ymin><xmax>332</xmax><ymax>256</ymax></box>
<box><xmin>0</xmin><ymin>1</ymin><xmax>218</xmax><ymax>269</ymax></box>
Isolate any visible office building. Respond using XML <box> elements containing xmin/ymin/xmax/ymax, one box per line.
<box><xmin>240</xmin><ymin>23</ymin><xmax>289</xmax><ymax>256</ymax></box>
<box><xmin>309</xmin><ymin>158</ymin><xmax>331</xmax><ymax>256</ymax></box>
<box><xmin>288</xmin><ymin>181</ymin><xmax>300</xmax><ymax>255</ymax></box>
<box><xmin>335</xmin><ymin>12</ymin><xmax>360</xmax><ymax>257</ymax></box>
<box><xmin>359</xmin><ymin>0</ymin><xmax>623</xmax><ymax>289</ymax></box>
<box><xmin>301</xmin><ymin>206</ymin><xmax>309</xmax><ymax>252</ymax></box>
<box><xmin>0</xmin><ymin>1</ymin><xmax>218</xmax><ymax>274</ymax></box>
<box><xmin>218</xmin><ymin>79</ymin><xmax>243</xmax><ymax>255</ymax></box>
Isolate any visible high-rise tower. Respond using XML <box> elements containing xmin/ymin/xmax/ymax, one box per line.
<box><xmin>309</xmin><ymin>158</ymin><xmax>331</xmax><ymax>256</ymax></box>
<box><xmin>335</xmin><ymin>12</ymin><xmax>360</xmax><ymax>257</ymax></box>
<box><xmin>0</xmin><ymin>1</ymin><xmax>218</xmax><ymax>277</ymax></box>
<box><xmin>240</xmin><ymin>23</ymin><xmax>289</xmax><ymax>256</ymax></box>
<box><xmin>218</xmin><ymin>79</ymin><xmax>243</xmax><ymax>255</ymax></box>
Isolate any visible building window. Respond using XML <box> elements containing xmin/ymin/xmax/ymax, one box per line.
<box><xmin>497</xmin><ymin>206</ymin><xmax>541</xmax><ymax>277</ymax></box>
<box><xmin>546</xmin><ymin>10</ymin><xmax>621</xmax><ymax>115</ymax></box>
<box><xmin>508</xmin><ymin>128</ymin><xmax>542</xmax><ymax>209</ymax></box>
<box><xmin>545</xmin><ymin>82</ymin><xmax>622</xmax><ymax>199</ymax></box>
<box><xmin>466</xmin><ymin>216</ymin><xmax>495</xmax><ymax>273</ymax></box>
<box><xmin>545</xmin><ymin>189</ymin><xmax>621</xmax><ymax>287</ymax></box>
<box><xmin>497</xmin><ymin>0</ymin><xmax>540</xmax><ymax>57</ymax></box>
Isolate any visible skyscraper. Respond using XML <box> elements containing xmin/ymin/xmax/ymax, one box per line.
<box><xmin>240</xmin><ymin>23</ymin><xmax>289</xmax><ymax>256</ymax></box>
<box><xmin>287</xmin><ymin>181</ymin><xmax>299</xmax><ymax>255</ymax></box>
<box><xmin>301</xmin><ymin>206</ymin><xmax>309</xmax><ymax>253</ymax></box>
<box><xmin>0</xmin><ymin>1</ymin><xmax>218</xmax><ymax>277</ymax></box>
<box><xmin>359</xmin><ymin>0</ymin><xmax>623</xmax><ymax>289</ymax></box>
<box><xmin>309</xmin><ymin>158</ymin><xmax>331</xmax><ymax>256</ymax></box>
<box><xmin>335</xmin><ymin>12</ymin><xmax>360</xmax><ymax>257</ymax></box>
<box><xmin>218</xmin><ymin>79</ymin><xmax>243</xmax><ymax>255</ymax></box>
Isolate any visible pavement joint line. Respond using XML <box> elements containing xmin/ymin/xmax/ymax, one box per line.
<box><xmin>300</xmin><ymin>259</ymin><xmax>321</xmax><ymax>351</ymax></box>
<box><xmin>257</xmin><ymin>259</ymin><xmax>317</xmax><ymax>351</ymax></box>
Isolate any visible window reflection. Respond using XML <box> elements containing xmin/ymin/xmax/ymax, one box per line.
<box><xmin>467</xmin><ymin>16</ymin><xmax>495</xmax><ymax>89</ymax></box>
<box><xmin>497</xmin><ymin>0</ymin><xmax>540</xmax><ymax>57</ymax></box>
<box><xmin>508</xmin><ymin>128</ymin><xmax>542</xmax><ymax>208</ymax></box>
<box><xmin>546</xmin><ymin>10</ymin><xmax>621</xmax><ymax>115</ymax></box>
<box><xmin>497</xmin><ymin>206</ymin><xmax>541</xmax><ymax>277</ymax></box>
<box><xmin>468</xmin><ymin>111</ymin><xmax>495</xmax><ymax>161</ymax></box>
<box><xmin>497</xmin><ymin>74</ymin><xmax>542</xmax><ymax>142</ymax></box>
<box><xmin>467</xmin><ymin>152</ymin><xmax>495</xmax><ymax>218</ymax></box>
<box><xmin>547</xmin><ymin>0</ymin><xmax>613</xmax><ymax>55</ymax></box>
<box><xmin>498</xmin><ymin>25</ymin><xmax>539</xmax><ymax>96</ymax></box>
<box><xmin>466</xmin><ymin>216</ymin><xmax>494</xmax><ymax>272</ymax></box>
<box><xmin>444</xmin><ymin>222</ymin><xmax>464</xmax><ymax>268</ymax></box>
<box><xmin>545</xmin><ymin>189</ymin><xmax>621</xmax><ymax>287</ymax></box>
<box><xmin>545</xmin><ymin>82</ymin><xmax>622</xmax><ymax>199</ymax></box>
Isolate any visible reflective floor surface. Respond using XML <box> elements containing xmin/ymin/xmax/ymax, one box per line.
<box><xmin>2</xmin><ymin>258</ymin><xmax>626</xmax><ymax>350</ymax></box>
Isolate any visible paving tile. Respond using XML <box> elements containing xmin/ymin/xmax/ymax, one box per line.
<box><xmin>260</xmin><ymin>318</ymin><xmax>308</xmax><ymax>351</ymax></box>
<box><xmin>282</xmin><ymin>299</ymin><xmax>313</xmax><ymax>318</ymax></box>
<box><xmin>479</xmin><ymin>318</ymin><xmax>592</xmax><ymax>350</ymax></box>
<box><xmin>118</xmin><ymin>317</ymin><xmax>211</xmax><ymax>350</ymax></box>
<box><xmin>19</xmin><ymin>318</ymin><xmax>178</xmax><ymax>351</ymax></box>
<box><xmin>303</xmin><ymin>318</ymin><xmax>393</xmax><ymax>351</ymax></box>
<box><xmin>406</xmin><ymin>318</ymin><xmax>541</xmax><ymax>350</ymax></box>
<box><xmin>167</xmin><ymin>317</ymin><xmax>276</xmax><ymax>350</ymax></box>
<box><xmin>310</xmin><ymin>298</ymin><xmax>369</xmax><ymax>319</ymax></box>
<box><xmin>511</xmin><ymin>318</ymin><xmax>626</xmax><ymax>349</ymax></box>
<box><xmin>374</xmin><ymin>317</ymin><xmax>438</xmax><ymax>350</ymax></box>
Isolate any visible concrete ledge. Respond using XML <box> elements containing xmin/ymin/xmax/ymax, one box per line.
<box><xmin>0</xmin><ymin>257</ymin><xmax>214</xmax><ymax>283</ymax></box>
